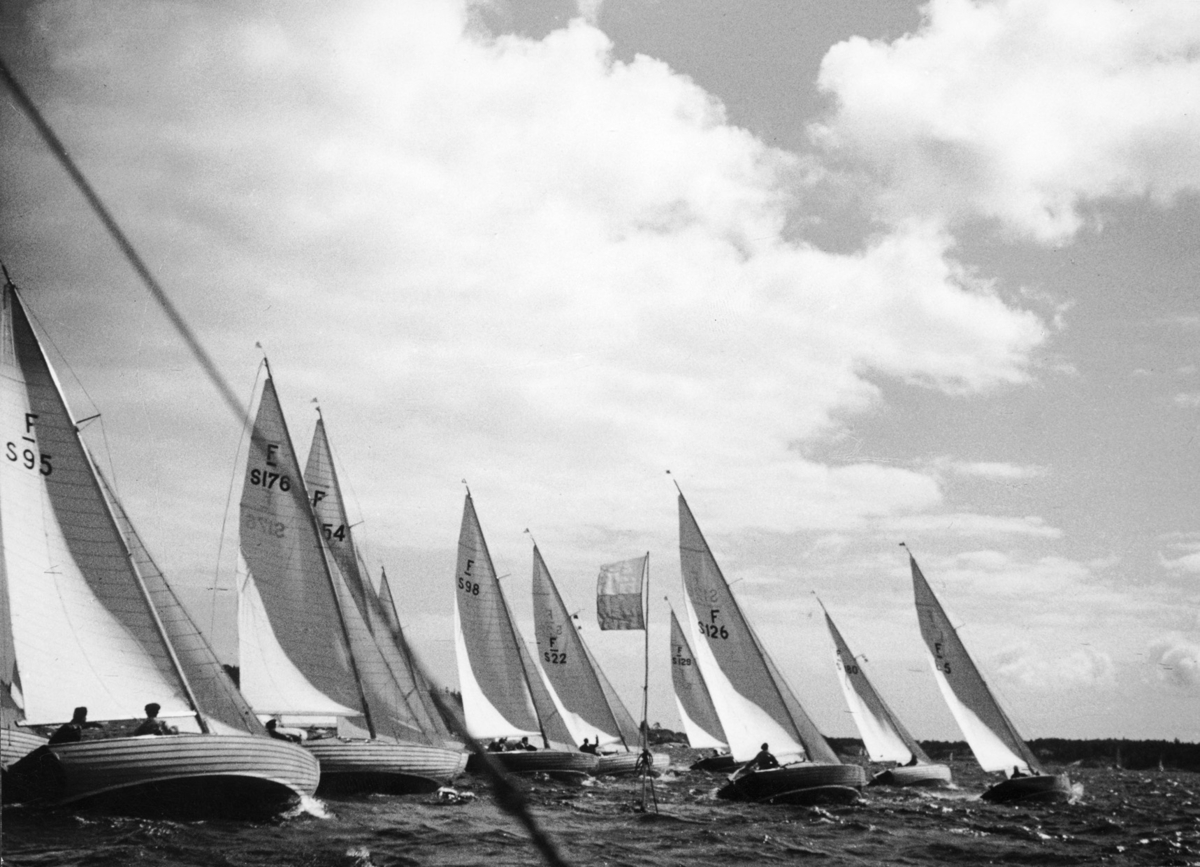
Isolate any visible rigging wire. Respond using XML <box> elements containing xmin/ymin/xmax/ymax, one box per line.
<box><xmin>0</xmin><ymin>54</ymin><xmax>246</xmax><ymax>426</ymax></box>
<box><xmin>1</xmin><ymin>53</ymin><xmax>574</xmax><ymax>867</ymax></box>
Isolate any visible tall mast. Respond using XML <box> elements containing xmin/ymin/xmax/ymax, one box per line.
<box><xmin>264</xmin><ymin>358</ymin><xmax>376</xmax><ymax>738</ymax></box>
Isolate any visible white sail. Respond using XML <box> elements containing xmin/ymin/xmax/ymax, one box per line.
<box><xmin>669</xmin><ymin>606</ymin><xmax>727</xmax><ymax>751</ymax></box>
<box><xmin>0</xmin><ymin>284</ymin><xmax>191</xmax><ymax>725</ymax></box>
<box><xmin>909</xmin><ymin>552</ymin><xmax>1040</xmax><ymax>775</ymax></box>
<box><xmin>303</xmin><ymin>417</ymin><xmax>448</xmax><ymax>741</ymax></box>
<box><xmin>453</xmin><ymin>494</ymin><xmax>575</xmax><ymax>746</ymax></box>
<box><xmin>821</xmin><ymin>605</ymin><xmax>930</xmax><ymax>764</ymax></box>
<box><xmin>531</xmin><ymin>545</ymin><xmax>639</xmax><ymax>748</ymax></box>
<box><xmin>237</xmin><ymin>376</ymin><xmax>365</xmax><ymax>718</ymax></box>
<box><xmin>677</xmin><ymin>494</ymin><xmax>840</xmax><ymax>765</ymax></box>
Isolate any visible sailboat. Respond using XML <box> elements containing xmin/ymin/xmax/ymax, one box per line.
<box><xmin>453</xmin><ymin>493</ymin><xmax>598</xmax><ymax>780</ymax></box>
<box><xmin>237</xmin><ymin>369</ymin><xmax>465</xmax><ymax>793</ymax></box>
<box><xmin>907</xmin><ymin>548</ymin><xmax>1072</xmax><ymax>803</ymax></box>
<box><xmin>677</xmin><ymin>493</ymin><xmax>866</xmax><ymax>804</ymax></box>
<box><xmin>668</xmin><ymin>607</ymin><xmax>734</xmax><ymax>772</ymax></box>
<box><xmin>0</xmin><ymin>278</ymin><xmax>318</xmax><ymax>814</ymax></box>
<box><xmin>816</xmin><ymin>598</ymin><xmax>952</xmax><ymax>787</ymax></box>
<box><xmin>530</xmin><ymin>545</ymin><xmax>668</xmax><ymax>776</ymax></box>
<box><xmin>303</xmin><ymin>413</ymin><xmax>457</xmax><ymax>748</ymax></box>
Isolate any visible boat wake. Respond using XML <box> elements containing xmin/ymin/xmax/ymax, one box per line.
<box><xmin>290</xmin><ymin>794</ymin><xmax>333</xmax><ymax>819</ymax></box>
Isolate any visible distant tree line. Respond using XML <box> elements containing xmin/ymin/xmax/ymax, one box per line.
<box><xmin>826</xmin><ymin>736</ymin><xmax>1200</xmax><ymax>772</ymax></box>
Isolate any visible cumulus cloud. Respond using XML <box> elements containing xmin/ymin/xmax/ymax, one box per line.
<box><xmin>932</xmin><ymin>458</ymin><xmax>1047</xmax><ymax>480</ymax></box>
<box><xmin>0</xmin><ymin>0</ymin><xmax>1048</xmax><ymax>554</ymax></box>
<box><xmin>992</xmin><ymin>643</ymin><xmax>1117</xmax><ymax>690</ymax></box>
<box><xmin>814</xmin><ymin>0</ymin><xmax>1200</xmax><ymax>242</ymax></box>
<box><xmin>1149</xmin><ymin>635</ymin><xmax>1200</xmax><ymax>690</ymax></box>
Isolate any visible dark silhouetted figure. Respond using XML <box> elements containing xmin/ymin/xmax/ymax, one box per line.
<box><xmin>133</xmin><ymin>703</ymin><xmax>177</xmax><ymax>736</ymax></box>
<box><xmin>518</xmin><ymin>736</ymin><xmax>537</xmax><ymax>751</ymax></box>
<box><xmin>48</xmin><ymin>706</ymin><xmax>103</xmax><ymax>744</ymax></box>
<box><xmin>752</xmin><ymin>742</ymin><xmax>779</xmax><ymax>770</ymax></box>
<box><xmin>266</xmin><ymin>719</ymin><xmax>301</xmax><ymax>742</ymax></box>
<box><xmin>580</xmin><ymin>737</ymin><xmax>597</xmax><ymax>754</ymax></box>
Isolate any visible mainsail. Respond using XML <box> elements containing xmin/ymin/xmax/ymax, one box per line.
<box><xmin>238</xmin><ymin>372</ymin><xmax>434</xmax><ymax>744</ymax></box>
<box><xmin>909</xmin><ymin>551</ymin><xmax>1041</xmax><ymax>774</ymax></box>
<box><xmin>531</xmin><ymin>545</ymin><xmax>640</xmax><ymax>749</ymax></box>
<box><xmin>0</xmin><ymin>283</ymin><xmax>192</xmax><ymax>726</ymax></box>
<box><xmin>303</xmin><ymin>416</ymin><xmax>447</xmax><ymax>740</ymax></box>
<box><xmin>453</xmin><ymin>493</ymin><xmax>573</xmax><ymax>746</ymax></box>
<box><xmin>819</xmin><ymin>602</ymin><xmax>930</xmax><ymax>765</ymax></box>
<box><xmin>678</xmin><ymin>493</ymin><xmax>838</xmax><ymax>764</ymax></box>
<box><xmin>237</xmin><ymin>376</ymin><xmax>362</xmax><ymax>719</ymax></box>
<box><xmin>668</xmin><ymin>606</ymin><xmax>727</xmax><ymax>751</ymax></box>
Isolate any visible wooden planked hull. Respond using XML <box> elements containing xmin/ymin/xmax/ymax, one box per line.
<box><xmin>1</xmin><ymin>727</ymin><xmax>48</xmax><ymax>770</ymax></box>
<box><xmin>691</xmin><ymin>753</ymin><xmax>738</xmax><ymax>772</ymax></box>
<box><xmin>595</xmin><ymin>751</ymin><xmax>671</xmax><ymax>777</ymax></box>
<box><xmin>870</xmin><ymin>762</ymin><xmax>953</xmax><ymax>788</ymax></box>
<box><xmin>718</xmin><ymin>763</ymin><xmax>867</xmax><ymax>806</ymax></box>
<box><xmin>305</xmin><ymin>739</ymin><xmax>467</xmax><ymax>794</ymax></box>
<box><xmin>982</xmin><ymin>773</ymin><xmax>1073</xmax><ymax>804</ymax></box>
<box><xmin>3</xmin><ymin>734</ymin><xmax>319</xmax><ymax>817</ymax></box>
<box><xmin>467</xmin><ymin>748</ymin><xmax>599</xmax><ymax>784</ymax></box>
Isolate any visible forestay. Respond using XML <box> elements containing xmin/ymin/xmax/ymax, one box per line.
<box><xmin>822</xmin><ymin>606</ymin><xmax>929</xmax><ymax>764</ymax></box>
<box><xmin>678</xmin><ymin>493</ymin><xmax>838</xmax><ymax>764</ymax></box>
<box><xmin>669</xmin><ymin>607</ymin><xmax>727</xmax><ymax>751</ymax></box>
<box><xmin>909</xmin><ymin>552</ymin><xmax>1041</xmax><ymax>774</ymax></box>
<box><xmin>0</xmin><ymin>284</ymin><xmax>191</xmax><ymax>725</ymax></box>
<box><xmin>532</xmin><ymin>546</ymin><xmax>639</xmax><ymax>748</ymax></box>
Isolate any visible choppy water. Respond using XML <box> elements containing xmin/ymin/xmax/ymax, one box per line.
<box><xmin>4</xmin><ymin>746</ymin><xmax>1199</xmax><ymax>867</ymax></box>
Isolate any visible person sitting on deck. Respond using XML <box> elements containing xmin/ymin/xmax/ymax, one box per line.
<box><xmin>133</xmin><ymin>703</ymin><xmax>177</xmax><ymax>736</ymax></box>
<box><xmin>1011</xmin><ymin>765</ymin><xmax>1028</xmax><ymax>778</ymax></box>
<box><xmin>265</xmin><ymin>719</ymin><xmax>301</xmax><ymax>743</ymax></box>
<box><xmin>48</xmin><ymin>706</ymin><xmax>104</xmax><ymax>744</ymax></box>
<box><xmin>752</xmin><ymin>742</ymin><xmax>779</xmax><ymax>770</ymax></box>
<box><xmin>580</xmin><ymin>737</ymin><xmax>597</xmax><ymax>754</ymax></box>
<box><xmin>518</xmin><ymin>736</ymin><xmax>537</xmax><ymax>751</ymax></box>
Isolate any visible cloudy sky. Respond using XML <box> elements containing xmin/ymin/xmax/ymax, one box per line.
<box><xmin>2</xmin><ymin>0</ymin><xmax>1198</xmax><ymax>743</ymax></box>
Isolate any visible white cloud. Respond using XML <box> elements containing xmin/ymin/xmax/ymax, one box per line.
<box><xmin>1</xmin><ymin>0</ymin><xmax>1047</xmax><ymax>553</ymax></box>
<box><xmin>1173</xmin><ymin>393</ymin><xmax>1200</xmax><ymax>408</ymax></box>
<box><xmin>814</xmin><ymin>0</ymin><xmax>1200</xmax><ymax>242</ymax></box>
<box><xmin>932</xmin><ymin>457</ymin><xmax>1047</xmax><ymax>480</ymax></box>
<box><xmin>992</xmin><ymin>642</ymin><xmax>1117</xmax><ymax>691</ymax></box>
<box><xmin>1149</xmin><ymin>635</ymin><xmax>1200</xmax><ymax>690</ymax></box>
<box><xmin>884</xmin><ymin>512</ymin><xmax>1060</xmax><ymax>539</ymax></box>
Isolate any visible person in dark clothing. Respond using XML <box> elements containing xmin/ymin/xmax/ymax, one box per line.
<box><xmin>580</xmin><ymin>738</ymin><xmax>597</xmax><ymax>754</ymax></box>
<box><xmin>133</xmin><ymin>703</ymin><xmax>177</xmax><ymax>736</ymax></box>
<box><xmin>265</xmin><ymin>719</ymin><xmax>301</xmax><ymax>742</ymax></box>
<box><xmin>48</xmin><ymin>706</ymin><xmax>104</xmax><ymax>744</ymax></box>
<box><xmin>518</xmin><ymin>736</ymin><xmax>537</xmax><ymax>751</ymax></box>
<box><xmin>752</xmin><ymin>742</ymin><xmax>779</xmax><ymax>770</ymax></box>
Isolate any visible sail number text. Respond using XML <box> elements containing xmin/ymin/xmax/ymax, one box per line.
<box><xmin>244</xmin><ymin>514</ymin><xmax>285</xmax><ymax>537</ymax></box>
<box><xmin>457</xmin><ymin>577</ymin><xmax>480</xmax><ymax>595</ymax></box>
<box><xmin>671</xmin><ymin>655</ymin><xmax>693</xmax><ymax>667</ymax></box>
<box><xmin>542</xmin><ymin>650</ymin><xmax>567</xmax><ymax>665</ymax></box>
<box><xmin>249</xmin><ymin>468</ymin><xmax>292</xmax><ymax>491</ymax></box>
<box><xmin>7</xmin><ymin>413</ymin><xmax>51</xmax><ymax>476</ymax></box>
<box><xmin>697</xmin><ymin>621</ymin><xmax>729</xmax><ymax>640</ymax></box>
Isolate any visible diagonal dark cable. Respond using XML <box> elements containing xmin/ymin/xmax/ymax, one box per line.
<box><xmin>3</xmin><ymin>52</ymin><xmax>573</xmax><ymax>867</ymax></box>
<box><xmin>0</xmin><ymin>54</ymin><xmax>245</xmax><ymax>424</ymax></box>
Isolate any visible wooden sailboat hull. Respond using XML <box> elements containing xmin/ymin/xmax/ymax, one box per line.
<box><xmin>305</xmin><ymin>739</ymin><xmax>467</xmax><ymax>793</ymax></box>
<box><xmin>594</xmin><ymin>751</ymin><xmax>670</xmax><ymax>777</ymax></box>
<box><xmin>3</xmin><ymin>734</ymin><xmax>319</xmax><ymax>816</ymax></box>
<box><xmin>469</xmin><ymin>749</ymin><xmax>599</xmax><ymax>783</ymax></box>
<box><xmin>717</xmin><ymin>763</ymin><xmax>867</xmax><ymax>806</ymax></box>
<box><xmin>870</xmin><ymin>762</ymin><xmax>953</xmax><ymax>788</ymax></box>
<box><xmin>1</xmin><ymin>728</ymin><xmax>49</xmax><ymax>770</ymax></box>
<box><xmin>981</xmin><ymin>773</ymin><xmax>1072</xmax><ymax>804</ymax></box>
<box><xmin>691</xmin><ymin>753</ymin><xmax>739</xmax><ymax>772</ymax></box>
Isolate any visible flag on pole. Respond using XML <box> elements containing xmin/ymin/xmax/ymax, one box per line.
<box><xmin>596</xmin><ymin>554</ymin><xmax>647</xmax><ymax>630</ymax></box>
